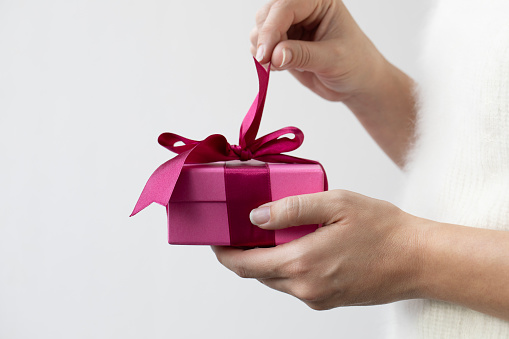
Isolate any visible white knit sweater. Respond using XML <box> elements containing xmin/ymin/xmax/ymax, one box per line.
<box><xmin>391</xmin><ymin>0</ymin><xmax>509</xmax><ymax>338</ymax></box>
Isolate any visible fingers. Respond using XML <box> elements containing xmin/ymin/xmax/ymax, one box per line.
<box><xmin>250</xmin><ymin>190</ymin><xmax>345</xmax><ymax>230</ymax></box>
<box><xmin>213</xmin><ymin>239</ymin><xmax>331</xmax><ymax>303</ymax></box>
<box><xmin>251</xmin><ymin>1</ymin><xmax>340</xmax><ymax>73</ymax></box>
<box><xmin>212</xmin><ymin>245</ymin><xmax>289</xmax><ymax>279</ymax></box>
<box><xmin>255</xmin><ymin>1</ymin><xmax>273</xmax><ymax>27</ymax></box>
<box><xmin>271</xmin><ymin>40</ymin><xmax>338</xmax><ymax>72</ymax></box>
<box><xmin>213</xmin><ymin>251</ymin><xmax>320</xmax><ymax>308</ymax></box>
<box><xmin>250</xmin><ymin>30</ymin><xmax>340</xmax><ymax>74</ymax></box>
<box><xmin>254</xmin><ymin>1</ymin><xmax>291</xmax><ymax>63</ymax></box>
<box><xmin>259</xmin><ymin>278</ymin><xmax>325</xmax><ymax>305</ymax></box>
<box><xmin>253</xmin><ymin>0</ymin><xmax>321</xmax><ymax>64</ymax></box>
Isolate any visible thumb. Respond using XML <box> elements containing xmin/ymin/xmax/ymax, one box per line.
<box><xmin>250</xmin><ymin>191</ymin><xmax>339</xmax><ymax>230</ymax></box>
<box><xmin>271</xmin><ymin>40</ymin><xmax>337</xmax><ymax>73</ymax></box>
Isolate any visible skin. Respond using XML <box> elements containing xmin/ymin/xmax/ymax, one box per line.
<box><xmin>213</xmin><ymin>0</ymin><xmax>509</xmax><ymax>321</ymax></box>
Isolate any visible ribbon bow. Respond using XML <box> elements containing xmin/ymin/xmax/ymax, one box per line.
<box><xmin>131</xmin><ymin>58</ymin><xmax>326</xmax><ymax>217</ymax></box>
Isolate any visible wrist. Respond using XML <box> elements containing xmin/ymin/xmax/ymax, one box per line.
<box><xmin>396</xmin><ymin>213</ymin><xmax>438</xmax><ymax>301</ymax></box>
<box><xmin>342</xmin><ymin>56</ymin><xmax>405</xmax><ymax>114</ymax></box>
<box><xmin>339</xmin><ymin>54</ymin><xmax>416</xmax><ymax>167</ymax></box>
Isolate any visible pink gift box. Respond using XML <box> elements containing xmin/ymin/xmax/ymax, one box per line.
<box><xmin>167</xmin><ymin>160</ymin><xmax>325</xmax><ymax>246</ymax></box>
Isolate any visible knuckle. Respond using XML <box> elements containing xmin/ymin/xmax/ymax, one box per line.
<box><xmin>233</xmin><ymin>264</ymin><xmax>249</xmax><ymax>279</ymax></box>
<box><xmin>271</xmin><ymin>0</ymin><xmax>292</xmax><ymax>11</ymax></box>
<box><xmin>330</xmin><ymin>43</ymin><xmax>345</xmax><ymax>61</ymax></box>
<box><xmin>330</xmin><ymin>189</ymin><xmax>353</xmax><ymax>209</ymax></box>
<box><xmin>285</xmin><ymin>257</ymin><xmax>308</xmax><ymax>277</ymax></box>
<box><xmin>214</xmin><ymin>251</ymin><xmax>226</xmax><ymax>266</ymax></box>
<box><xmin>255</xmin><ymin>3</ymin><xmax>271</xmax><ymax>25</ymax></box>
<box><xmin>283</xmin><ymin>195</ymin><xmax>302</xmax><ymax>225</ymax></box>
<box><xmin>381</xmin><ymin>199</ymin><xmax>397</xmax><ymax>212</ymax></box>
<box><xmin>255</xmin><ymin>12</ymin><xmax>265</xmax><ymax>26</ymax></box>
<box><xmin>330</xmin><ymin>189</ymin><xmax>348</xmax><ymax>202</ymax></box>
<box><xmin>258</xmin><ymin>25</ymin><xmax>282</xmax><ymax>43</ymax></box>
<box><xmin>327</xmin><ymin>190</ymin><xmax>354</xmax><ymax>222</ymax></box>
<box><xmin>306</xmin><ymin>301</ymin><xmax>329</xmax><ymax>311</ymax></box>
<box><xmin>255</xmin><ymin>10</ymin><xmax>262</xmax><ymax>23</ymax></box>
<box><xmin>249</xmin><ymin>27</ymin><xmax>258</xmax><ymax>42</ymax></box>
<box><xmin>279</xmin><ymin>244</ymin><xmax>308</xmax><ymax>277</ymax></box>
<box><xmin>293</xmin><ymin>282</ymin><xmax>320</xmax><ymax>302</ymax></box>
<box><xmin>295</xmin><ymin>44</ymin><xmax>312</xmax><ymax>68</ymax></box>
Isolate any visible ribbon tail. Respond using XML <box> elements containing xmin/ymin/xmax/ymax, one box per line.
<box><xmin>130</xmin><ymin>148</ymin><xmax>195</xmax><ymax>216</ymax></box>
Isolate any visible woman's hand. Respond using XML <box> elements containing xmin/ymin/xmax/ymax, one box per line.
<box><xmin>214</xmin><ymin>191</ymin><xmax>509</xmax><ymax>320</ymax></box>
<box><xmin>251</xmin><ymin>0</ymin><xmax>417</xmax><ymax>167</ymax></box>
<box><xmin>251</xmin><ymin>0</ymin><xmax>386</xmax><ymax>102</ymax></box>
<box><xmin>212</xmin><ymin>190</ymin><xmax>427</xmax><ymax>310</ymax></box>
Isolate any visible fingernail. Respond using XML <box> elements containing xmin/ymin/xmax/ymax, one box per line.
<box><xmin>250</xmin><ymin>206</ymin><xmax>271</xmax><ymax>226</ymax></box>
<box><xmin>280</xmin><ymin>48</ymin><xmax>292</xmax><ymax>67</ymax></box>
<box><xmin>256</xmin><ymin>45</ymin><xmax>265</xmax><ymax>62</ymax></box>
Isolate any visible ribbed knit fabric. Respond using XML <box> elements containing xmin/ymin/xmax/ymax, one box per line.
<box><xmin>391</xmin><ymin>0</ymin><xmax>509</xmax><ymax>338</ymax></box>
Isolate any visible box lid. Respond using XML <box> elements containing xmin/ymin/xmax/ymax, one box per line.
<box><xmin>169</xmin><ymin>160</ymin><xmax>324</xmax><ymax>203</ymax></box>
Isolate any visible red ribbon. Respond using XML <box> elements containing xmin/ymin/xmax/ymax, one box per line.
<box><xmin>131</xmin><ymin>58</ymin><xmax>327</xmax><ymax>217</ymax></box>
<box><xmin>224</xmin><ymin>162</ymin><xmax>275</xmax><ymax>247</ymax></box>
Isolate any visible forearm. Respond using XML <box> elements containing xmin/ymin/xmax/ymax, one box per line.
<box><xmin>414</xmin><ymin>218</ymin><xmax>509</xmax><ymax>321</ymax></box>
<box><xmin>343</xmin><ymin>59</ymin><xmax>417</xmax><ymax>168</ymax></box>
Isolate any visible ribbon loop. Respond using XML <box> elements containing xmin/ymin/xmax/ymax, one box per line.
<box><xmin>131</xmin><ymin>58</ymin><xmax>327</xmax><ymax>217</ymax></box>
<box><xmin>239</xmin><ymin>60</ymin><xmax>270</xmax><ymax>148</ymax></box>
<box><xmin>158</xmin><ymin>133</ymin><xmax>199</xmax><ymax>153</ymax></box>
<box><xmin>250</xmin><ymin>126</ymin><xmax>304</xmax><ymax>157</ymax></box>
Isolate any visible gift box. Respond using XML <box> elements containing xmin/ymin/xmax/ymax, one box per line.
<box><xmin>131</xmin><ymin>58</ymin><xmax>328</xmax><ymax>246</ymax></box>
<box><xmin>168</xmin><ymin>161</ymin><xmax>325</xmax><ymax>246</ymax></box>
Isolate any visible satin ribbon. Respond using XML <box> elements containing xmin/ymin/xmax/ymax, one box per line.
<box><xmin>131</xmin><ymin>58</ymin><xmax>327</xmax><ymax>217</ymax></box>
<box><xmin>224</xmin><ymin>162</ymin><xmax>274</xmax><ymax>247</ymax></box>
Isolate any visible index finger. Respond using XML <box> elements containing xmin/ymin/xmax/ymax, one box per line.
<box><xmin>256</xmin><ymin>0</ymin><xmax>321</xmax><ymax>64</ymax></box>
<box><xmin>212</xmin><ymin>245</ymin><xmax>289</xmax><ymax>279</ymax></box>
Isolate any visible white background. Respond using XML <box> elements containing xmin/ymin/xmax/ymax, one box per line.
<box><xmin>0</xmin><ymin>1</ymin><xmax>430</xmax><ymax>338</ymax></box>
